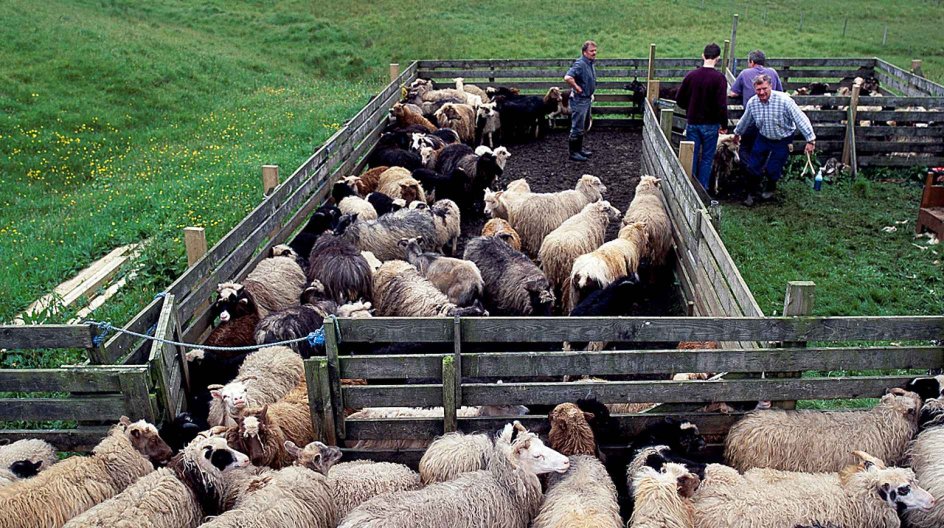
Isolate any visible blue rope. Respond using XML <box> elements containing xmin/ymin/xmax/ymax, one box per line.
<box><xmin>154</xmin><ymin>292</ymin><xmax>167</xmax><ymax>300</ymax></box>
<box><xmin>83</xmin><ymin>320</ymin><xmax>325</xmax><ymax>352</ymax></box>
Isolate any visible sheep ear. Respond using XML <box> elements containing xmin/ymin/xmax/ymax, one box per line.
<box><xmin>284</xmin><ymin>441</ymin><xmax>301</xmax><ymax>458</ymax></box>
<box><xmin>259</xmin><ymin>405</ymin><xmax>269</xmax><ymax>421</ymax></box>
<box><xmin>583</xmin><ymin>411</ymin><xmax>595</xmax><ymax>422</ymax></box>
<box><xmin>209</xmin><ymin>388</ymin><xmax>224</xmax><ymax>399</ymax></box>
<box><xmin>239</xmin><ymin>298</ymin><xmax>249</xmax><ymax>305</ymax></box>
<box><xmin>119</xmin><ymin>416</ymin><xmax>132</xmax><ymax>427</ymax></box>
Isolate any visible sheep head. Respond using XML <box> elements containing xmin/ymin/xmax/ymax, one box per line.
<box><xmin>848</xmin><ymin>461</ymin><xmax>935</xmax><ymax>513</ymax></box>
<box><xmin>576</xmin><ymin>174</ymin><xmax>606</xmax><ymax>198</ymax></box>
<box><xmin>635</xmin><ymin>175</ymin><xmax>662</xmax><ymax>194</ymax></box>
<box><xmin>524</xmin><ymin>277</ymin><xmax>555</xmax><ymax>316</ymax></box>
<box><xmin>547</xmin><ymin>402</ymin><xmax>596</xmax><ymax>456</ymax></box>
<box><xmin>419</xmin><ymin>146</ymin><xmax>435</xmax><ymax>167</ymax></box>
<box><xmin>398</xmin><ymin>178</ymin><xmax>422</xmax><ymax>203</ymax></box>
<box><xmin>492</xmin><ymin>146</ymin><xmax>511</xmax><ymax>170</ymax></box>
<box><xmin>286</xmin><ymin>440</ymin><xmax>342</xmax><ymax>475</ymax></box>
<box><xmin>185</xmin><ymin>434</ymin><xmax>250</xmax><ymax>478</ymax></box>
<box><xmin>663</xmin><ymin>462</ymin><xmax>701</xmax><ymax>498</ymax></box>
<box><xmin>590</xmin><ymin>200</ymin><xmax>621</xmax><ymax>223</ymax></box>
<box><xmin>238</xmin><ymin>409</ymin><xmax>270</xmax><ymax>466</ymax></box>
<box><xmin>213</xmin><ymin>283</ymin><xmax>256</xmax><ymax>323</ymax></box>
<box><xmin>545</xmin><ymin>86</ymin><xmax>563</xmax><ymax>104</ymax></box>
<box><xmin>619</xmin><ymin>221</ymin><xmax>649</xmax><ymax>247</ymax></box>
<box><xmin>483</xmin><ymin>189</ymin><xmax>506</xmax><ymax>218</ymax></box>
<box><xmin>119</xmin><ymin>416</ymin><xmax>174</xmax><ymax>466</ymax></box>
<box><xmin>880</xmin><ymin>388</ymin><xmax>921</xmax><ymax>426</ymax></box>
<box><xmin>500</xmin><ymin>421</ymin><xmax>570</xmax><ymax>475</ymax></box>
<box><xmin>211</xmin><ymin>379</ymin><xmax>254</xmax><ymax>417</ymax></box>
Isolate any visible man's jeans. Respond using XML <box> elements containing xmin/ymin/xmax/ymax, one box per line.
<box><xmin>685</xmin><ymin>123</ymin><xmax>720</xmax><ymax>189</ymax></box>
<box><xmin>569</xmin><ymin>97</ymin><xmax>592</xmax><ymax>139</ymax></box>
<box><xmin>746</xmin><ymin>135</ymin><xmax>792</xmax><ymax>183</ymax></box>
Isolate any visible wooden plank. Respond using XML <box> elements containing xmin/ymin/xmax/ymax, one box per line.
<box><xmin>696</xmin><ymin>213</ymin><xmax>765</xmax><ymax>317</ymax></box>
<box><xmin>418</xmin><ymin>58</ymin><xmax>703</xmax><ymax>69</ymax></box>
<box><xmin>0</xmin><ymin>396</ymin><xmax>126</xmax><ymax>421</ymax></box>
<box><xmin>0</xmin><ymin>428</ymin><xmax>110</xmax><ymax>452</ymax></box>
<box><xmin>442</xmin><ymin>356</ymin><xmax>457</xmax><ymax>433</ymax></box>
<box><xmin>345</xmin><ymin>412</ymin><xmax>742</xmax><ymax>440</ymax></box>
<box><xmin>876</xmin><ymin>59</ymin><xmax>944</xmax><ymax>97</ymax></box>
<box><xmin>851</xmin><ymin>143</ymin><xmax>943</xmax><ymax>154</ymax></box>
<box><xmin>343</xmin><ymin>376</ymin><xmax>917</xmax><ymax>408</ymax></box>
<box><xmin>183</xmin><ymin>227</ymin><xmax>208</xmax><ymax>267</ymax></box>
<box><xmin>792</xmin><ymin>95</ymin><xmax>944</xmax><ymax>106</ymax></box>
<box><xmin>0</xmin><ymin>325</ymin><xmax>95</xmax><ymax>350</ymax></box>
<box><xmin>0</xmin><ymin>368</ymin><xmax>124</xmax><ymax>392</ymax></box>
<box><xmin>103</xmin><ymin>297</ymin><xmax>163</xmax><ymax>365</ymax></box>
<box><xmin>148</xmin><ymin>294</ymin><xmax>178</xmax><ymax>421</ymax></box>
<box><xmin>324</xmin><ymin>318</ymin><xmax>345</xmax><ymax>441</ymax></box>
<box><xmin>776</xmin><ymin>281</ymin><xmax>816</xmax><ymax>409</ymax></box>
<box><xmin>859</xmin><ymin>155</ymin><xmax>944</xmax><ymax>167</ymax></box>
<box><xmin>303</xmin><ymin>358</ymin><xmax>327</xmax><ymax>443</ymax></box>
<box><xmin>118</xmin><ymin>369</ymin><xmax>155</xmax><ymax>422</ymax></box>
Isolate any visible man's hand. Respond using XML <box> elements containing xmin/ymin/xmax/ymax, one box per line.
<box><xmin>804</xmin><ymin>141</ymin><xmax>815</xmax><ymax>155</ymax></box>
<box><xmin>574</xmin><ymin>86</ymin><xmax>583</xmax><ymax>95</ymax></box>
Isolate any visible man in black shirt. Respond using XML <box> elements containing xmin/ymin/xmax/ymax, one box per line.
<box><xmin>676</xmin><ymin>43</ymin><xmax>728</xmax><ymax>190</ymax></box>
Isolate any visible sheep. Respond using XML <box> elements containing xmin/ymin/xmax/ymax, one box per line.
<box><xmin>392</xmin><ymin>101</ymin><xmax>437</xmax><ymax>132</ymax></box>
<box><xmin>692</xmin><ymin>455</ymin><xmax>934</xmax><ymax>528</ymax></box>
<box><xmin>481</xmin><ymin>218</ymin><xmax>522</xmax><ymax>251</ymax></box>
<box><xmin>463</xmin><ymin>236</ymin><xmax>555</xmax><ymax>316</ymax></box>
<box><xmin>724</xmin><ymin>388</ymin><xmax>921</xmax><ymax>473</ymax></box>
<box><xmin>336</xmin><ymin>208</ymin><xmax>439</xmax><ymax>261</ymax></box>
<box><xmin>629</xmin><ymin>463</ymin><xmax>700</xmax><ymax>528</ymax></box>
<box><xmin>411</xmin><ymin>167</ymin><xmax>466</xmax><ymax>205</ymax></box>
<box><xmin>370</xmin><ymin>259</ymin><xmax>487</xmax><ymax>317</ymax></box>
<box><xmin>306</xmin><ymin>229</ymin><xmax>373</xmax><ymax>304</ymax></box>
<box><xmin>918</xmin><ymin>396</ymin><xmax>944</xmax><ymax>429</ymax></box>
<box><xmin>495</xmin><ymin>87</ymin><xmax>563</xmax><ymax>141</ymax></box>
<box><xmin>0</xmin><ymin>439</ymin><xmax>57</xmax><ymax>486</ymax></box>
<box><xmin>454</xmin><ymin>77</ymin><xmax>490</xmax><ymax>103</ymax></box>
<box><xmin>332</xmin><ymin>180</ymin><xmax>378</xmax><ymax>221</ymax></box>
<box><xmin>531</xmin><ymin>454</ymin><xmax>622</xmax><ymax>528</ymax></box>
<box><xmin>288</xmin><ymin>204</ymin><xmax>341</xmax><ymax>259</ymax></box>
<box><xmin>419</xmin><ymin>432</ymin><xmax>496</xmax><ymax>485</ymax></box>
<box><xmin>350</xmin><ymin>166</ymin><xmax>388</xmax><ymax>195</ymax></box>
<box><xmin>365</xmin><ymin>191</ymin><xmax>404</xmax><ymax>217</ymax></box>
<box><xmin>907</xmin><ymin>374</ymin><xmax>944</xmax><ymax>401</ymax></box>
<box><xmin>435</xmin><ymin>102</ymin><xmax>477</xmax><ymax>144</ymax></box>
<box><xmin>570</xmin><ymin>221</ymin><xmax>648</xmax><ymax>307</ymax></box>
<box><xmin>222</xmin><ymin>382</ymin><xmax>313</xmax><ymax>469</ymax></box>
<box><xmin>632</xmin><ymin>418</ymin><xmax>707</xmax><ymax>458</ymax></box>
<box><xmin>410</xmin><ymin>132</ymin><xmax>447</xmax><ymax>155</ymax></box>
<box><xmin>430</xmin><ymin>198</ymin><xmax>461</xmax><ymax>253</ymax></box>
<box><xmin>207</xmin><ymin>345</ymin><xmax>304</xmax><ymax>427</ymax></box>
<box><xmin>626</xmin><ymin>445</ymin><xmax>708</xmax><ymax>497</ymax></box>
<box><xmin>539</xmin><ymin>200</ymin><xmax>621</xmax><ymax>313</ymax></box>
<box><xmin>709</xmin><ymin>135</ymin><xmax>745</xmax><ymax>199</ymax></box>
<box><xmin>547</xmin><ymin>402</ymin><xmax>598</xmax><ymax>457</ymax></box>
<box><xmin>902</xmin><ymin>402</ymin><xmax>944</xmax><ymax>527</ymax></box>
<box><xmin>159</xmin><ymin>412</ymin><xmax>208</xmax><ymax>454</ymax></box>
<box><xmin>475</xmin><ymin>101</ymin><xmax>501</xmax><ymax>147</ymax></box>
<box><xmin>375</xmin><ymin>166</ymin><xmax>427</xmax><ymax>204</ymax></box>
<box><xmin>366</xmin><ymin>134</ymin><xmax>423</xmax><ymax>170</ymax></box>
<box><xmin>197</xmin><ymin>441</ymin><xmax>337</xmax><ymax>528</ymax></box>
<box><xmin>338</xmin><ymin>421</ymin><xmax>570</xmax><ymax>528</ymax></box>
<box><xmin>482</xmin><ymin>180</ymin><xmax>532</xmax><ymax>220</ymax></box>
<box><xmin>433</xmin><ymin>143</ymin><xmax>505</xmax><ymax>208</ymax></box>
<box><xmin>498</xmin><ymin>174</ymin><xmax>607</xmax><ymax>257</ymax></box>
<box><xmin>62</xmin><ymin>434</ymin><xmax>250</xmax><ymax>528</ymax></box>
<box><xmin>0</xmin><ymin>424</ymin><xmax>156</xmax><ymax>528</ymax></box>
<box><xmin>325</xmin><ymin>458</ymin><xmax>422</xmax><ymax>519</ymax></box>
<box><xmin>402</xmin><ymin>237</ymin><xmax>483</xmax><ymax>306</ymax></box>
<box><xmin>408</xmin><ymin>80</ymin><xmax>481</xmax><ymax>108</ymax></box>
<box><xmin>570</xmin><ymin>274</ymin><xmax>644</xmax><ymax>317</ymax></box>
<box><xmin>622</xmin><ymin>176</ymin><xmax>672</xmax><ymax>267</ymax></box>
<box><xmin>253</xmin><ymin>282</ymin><xmax>333</xmax><ymax>358</ymax></box>
<box><xmin>117</xmin><ymin>415</ymin><xmax>174</xmax><ymax>467</ymax></box>
<box><xmin>347</xmin><ymin>405</ymin><xmax>528</xmax><ymax>450</ymax></box>
<box><xmin>203</xmin><ymin>283</ymin><xmax>262</xmax><ymax>351</ymax></box>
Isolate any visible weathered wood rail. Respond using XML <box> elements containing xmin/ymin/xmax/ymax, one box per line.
<box><xmin>304</xmin><ymin>315</ymin><xmax>944</xmax><ymax>464</ymax></box>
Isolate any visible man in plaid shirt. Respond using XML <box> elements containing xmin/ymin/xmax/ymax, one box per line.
<box><xmin>734</xmin><ymin>74</ymin><xmax>816</xmax><ymax>206</ymax></box>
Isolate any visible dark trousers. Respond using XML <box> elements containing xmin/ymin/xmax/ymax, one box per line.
<box><xmin>746</xmin><ymin>135</ymin><xmax>792</xmax><ymax>191</ymax></box>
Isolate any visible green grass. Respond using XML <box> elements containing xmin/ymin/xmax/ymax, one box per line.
<box><xmin>2</xmin><ymin>0</ymin><xmax>942</xmax><ymax>334</ymax></box>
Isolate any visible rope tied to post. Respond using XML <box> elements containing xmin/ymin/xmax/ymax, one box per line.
<box><xmin>91</xmin><ymin>321</ymin><xmax>114</xmax><ymax>347</ymax></box>
<box><xmin>83</xmin><ymin>320</ymin><xmax>324</xmax><ymax>353</ymax></box>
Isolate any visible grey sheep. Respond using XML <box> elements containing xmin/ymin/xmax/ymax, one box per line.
<box><xmin>402</xmin><ymin>237</ymin><xmax>483</xmax><ymax>306</ymax></box>
<box><xmin>371</xmin><ymin>260</ymin><xmax>486</xmax><ymax>317</ymax></box>
<box><xmin>236</xmin><ymin>254</ymin><xmax>307</xmax><ymax>319</ymax></box>
<box><xmin>463</xmin><ymin>236</ymin><xmax>555</xmax><ymax>316</ymax></box>
<box><xmin>430</xmin><ymin>198</ymin><xmax>461</xmax><ymax>254</ymax></box>
<box><xmin>622</xmin><ymin>176</ymin><xmax>673</xmax><ymax>267</ymax></box>
<box><xmin>337</xmin><ymin>209</ymin><xmax>438</xmax><ymax>261</ymax></box>
<box><xmin>307</xmin><ymin>229</ymin><xmax>373</xmax><ymax>304</ymax></box>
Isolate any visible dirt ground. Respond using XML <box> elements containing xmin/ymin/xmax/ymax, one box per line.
<box><xmin>457</xmin><ymin>128</ymin><xmax>645</xmax><ymax>254</ymax></box>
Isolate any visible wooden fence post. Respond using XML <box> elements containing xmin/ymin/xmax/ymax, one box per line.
<box><xmin>324</xmin><ymin>317</ymin><xmax>345</xmax><ymax>441</ymax></box>
<box><xmin>647</xmin><ymin>44</ymin><xmax>656</xmax><ymax>82</ymax></box>
<box><xmin>730</xmin><ymin>14</ymin><xmax>739</xmax><ymax>72</ymax></box>
<box><xmin>912</xmin><ymin>60</ymin><xmax>924</xmax><ymax>77</ymax></box>
<box><xmin>660</xmin><ymin>108</ymin><xmax>674</xmax><ymax>139</ymax></box>
<box><xmin>679</xmin><ymin>141</ymin><xmax>695</xmax><ymax>179</ymax></box>
<box><xmin>182</xmin><ymin>227</ymin><xmax>207</xmax><ymax>267</ymax></box>
<box><xmin>841</xmin><ymin>84</ymin><xmax>861</xmax><ymax>175</ymax></box>
<box><xmin>775</xmin><ymin>281</ymin><xmax>816</xmax><ymax>409</ymax></box>
<box><xmin>722</xmin><ymin>40</ymin><xmax>731</xmax><ymax>74</ymax></box>
<box><xmin>261</xmin><ymin>165</ymin><xmax>279</xmax><ymax>196</ymax></box>
<box><xmin>453</xmin><ymin>316</ymin><xmax>462</xmax><ymax>404</ymax></box>
<box><xmin>442</xmin><ymin>356</ymin><xmax>457</xmax><ymax>433</ymax></box>
<box><xmin>647</xmin><ymin>80</ymin><xmax>661</xmax><ymax>105</ymax></box>
<box><xmin>389</xmin><ymin>63</ymin><xmax>400</xmax><ymax>83</ymax></box>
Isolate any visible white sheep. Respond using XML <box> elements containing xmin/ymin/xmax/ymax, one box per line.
<box><xmin>476</xmin><ymin>102</ymin><xmax>501</xmax><ymax>148</ymax></box>
<box><xmin>903</xmin><ymin>414</ymin><xmax>944</xmax><ymax>527</ymax></box>
<box><xmin>622</xmin><ymin>175</ymin><xmax>672</xmax><ymax>267</ymax></box>
<box><xmin>197</xmin><ymin>441</ymin><xmax>336</xmax><ymax>528</ymax></box>
<box><xmin>454</xmin><ymin>77</ymin><xmax>490</xmax><ymax>103</ymax></box>
<box><xmin>0</xmin><ymin>425</ymin><xmax>155</xmax><ymax>528</ymax></box>
<box><xmin>629</xmin><ymin>462</ymin><xmax>700</xmax><ymax>528</ymax></box>
<box><xmin>692</xmin><ymin>456</ymin><xmax>935</xmax><ymax>528</ymax></box>
<box><xmin>419</xmin><ymin>431</ymin><xmax>495</xmax><ymax>485</ymax></box>
<box><xmin>63</xmin><ymin>434</ymin><xmax>250</xmax><ymax>528</ymax></box>
<box><xmin>496</xmin><ymin>174</ymin><xmax>607</xmax><ymax>257</ymax></box>
<box><xmin>531</xmin><ymin>454</ymin><xmax>622</xmax><ymax>528</ymax></box>
<box><xmin>338</xmin><ymin>421</ymin><xmax>571</xmax><ymax>528</ymax></box>
<box><xmin>569</xmin><ymin>221</ymin><xmax>647</xmax><ymax>307</ymax></box>
<box><xmin>539</xmin><ymin>200</ymin><xmax>621</xmax><ymax>313</ymax></box>
<box><xmin>724</xmin><ymin>388</ymin><xmax>921</xmax><ymax>473</ymax></box>
<box><xmin>0</xmin><ymin>439</ymin><xmax>57</xmax><ymax>486</ymax></box>
<box><xmin>430</xmin><ymin>198</ymin><xmax>461</xmax><ymax>253</ymax></box>
<box><xmin>207</xmin><ymin>345</ymin><xmax>304</xmax><ymax>427</ymax></box>
<box><xmin>229</xmin><ymin>254</ymin><xmax>307</xmax><ymax>319</ymax></box>
<box><xmin>326</xmin><ymin>459</ymin><xmax>422</xmax><ymax>519</ymax></box>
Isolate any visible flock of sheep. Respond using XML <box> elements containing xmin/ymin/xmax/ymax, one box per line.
<box><xmin>2</xmin><ymin>377</ymin><xmax>944</xmax><ymax>527</ymax></box>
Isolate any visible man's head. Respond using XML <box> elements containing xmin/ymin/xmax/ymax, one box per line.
<box><xmin>582</xmin><ymin>40</ymin><xmax>597</xmax><ymax>61</ymax></box>
<box><xmin>748</xmin><ymin>49</ymin><xmax>766</xmax><ymax>67</ymax></box>
<box><xmin>753</xmin><ymin>74</ymin><xmax>772</xmax><ymax>102</ymax></box>
<box><xmin>703</xmin><ymin>43</ymin><xmax>721</xmax><ymax>61</ymax></box>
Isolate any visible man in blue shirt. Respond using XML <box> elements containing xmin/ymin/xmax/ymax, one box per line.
<box><xmin>564</xmin><ymin>40</ymin><xmax>597</xmax><ymax>162</ymax></box>
<box><xmin>734</xmin><ymin>75</ymin><xmax>816</xmax><ymax>206</ymax></box>
<box><xmin>730</xmin><ymin>50</ymin><xmax>783</xmax><ymax>162</ymax></box>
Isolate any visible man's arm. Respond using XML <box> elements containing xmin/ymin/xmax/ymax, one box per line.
<box><xmin>675</xmin><ymin>76</ymin><xmax>691</xmax><ymax>110</ymax></box>
<box><xmin>733</xmin><ymin>101</ymin><xmax>755</xmax><ymax>136</ymax></box>
<box><xmin>771</xmin><ymin>71</ymin><xmax>784</xmax><ymax>92</ymax></box>
<box><xmin>729</xmin><ymin>73</ymin><xmax>743</xmax><ymax>98</ymax></box>
<box><xmin>564</xmin><ymin>74</ymin><xmax>582</xmax><ymax>94</ymax></box>
<box><xmin>786</xmin><ymin>98</ymin><xmax>816</xmax><ymax>153</ymax></box>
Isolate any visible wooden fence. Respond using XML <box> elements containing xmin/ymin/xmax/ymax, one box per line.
<box><xmin>304</xmin><ymin>315</ymin><xmax>944</xmax><ymax>464</ymax></box>
<box><xmin>0</xmin><ymin>324</ymin><xmax>157</xmax><ymax>450</ymax></box>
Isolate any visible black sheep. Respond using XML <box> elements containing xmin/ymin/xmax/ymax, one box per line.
<box><xmin>570</xmin><ymin>275</ymin><xmax>644</xmax><ymax>316</ymax></box>
<box><xmin>159</xmin><ymin>412</ymin><xmax>209</xmax><ymax>453</ymax></box>
<box><xmin>495</xmin><ymin>87</ymin><xmax>562</xmax><ymax>141</ymax></box>
<box><xmin>411</xmin><ymin>168</ymin><xmax>465</xmax><ymax>205</ymax></box>
<box><xmin>906</xmin><ymin>375</ymin><xmax>944</xmax><ymax>401</ymax></box>
<box><xmin>288</xmin><ymin>204</ymin><xmax>341</xmax><ymax>259</ymax></box>
<box><xmin>624</xmin><ymin>78</ymin><xmax>647</xmax><ymax>115</ymax></box>
<box><xmin>365</xmin><ymin>192</ymin><xmax>403</xmax><ymax>217</ymax></box>
<box><xmin>630</xmin><ymin>417</ymin><xmax>707</xmax><ymax>456</ymax></box>
<box><xmin>307</xmin><ymin>227</ymin><xmax>373</xmax><ymax>304</ymax></box>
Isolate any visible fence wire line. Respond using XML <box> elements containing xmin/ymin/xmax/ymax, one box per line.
<box><xmin>84</xmin><ymin>319</ymin><xmax>330</xmax><ymax>352</ymax></box>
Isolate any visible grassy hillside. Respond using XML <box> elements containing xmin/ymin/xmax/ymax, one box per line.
<box><xmin>1</xmin><ymin>0</ymin><xmax>942</xmax><ymax>324</ymax></box>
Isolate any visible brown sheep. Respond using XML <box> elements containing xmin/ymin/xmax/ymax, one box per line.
<box><xmin>353</xmin><ymin>166</ymin><xmax>388</xmax><ymax>195</ymax></box>
<box><xmin>481</xmin><ymin>218</ymin><xmax>522</xmax><ymax>251</ymax></box>
<box><xmin>434</xmin><ymin>103</ymin><xmax>477</xmax><ymax>144</ymax></box>
<box><xmin>392</xmin><ymin>102</ymin><xmax>436</xmax><ymax>132</ymax></box>
<box><xmin>224</xmin><ymin>383</ymin><xmax>314</xmax><ymax>469</ymax></box>
<box><xmin>548</xmin><ymin>403</ymin><xmax>597</xmax><ymax>457</ymax></box>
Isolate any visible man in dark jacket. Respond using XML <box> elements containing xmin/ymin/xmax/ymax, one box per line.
<box><xmin>676</xmin><ymin>43</ymin><xmax>729</xmax><ymax>190</ymax></box>
<box><xmin>563</xmin><ymin>40</ymin><xmax>597</xmax><ymax>162</ymax></box>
